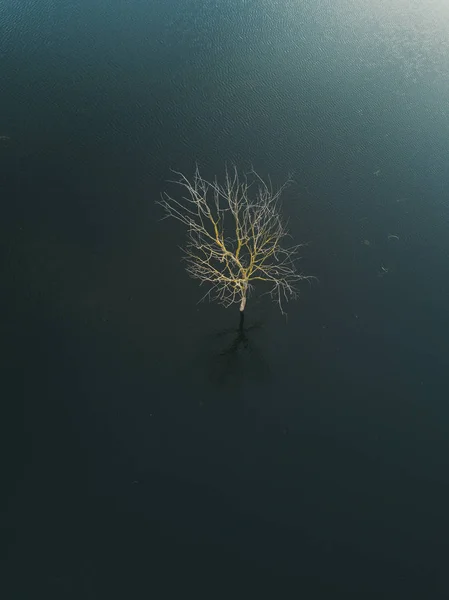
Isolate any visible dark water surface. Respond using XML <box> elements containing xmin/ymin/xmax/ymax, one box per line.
<box><xmin>2</xmin><ymin>0</ymin><xmax>449</xmax><ymax>597</ymax></box>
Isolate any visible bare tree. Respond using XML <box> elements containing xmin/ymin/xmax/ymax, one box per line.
<box><xmin>158</xmin><ymin>165</ymin><xmax>310</xmax><ymax>315</ymax></box>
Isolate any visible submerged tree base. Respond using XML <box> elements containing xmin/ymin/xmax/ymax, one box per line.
<box><xmin>239</xmin><ymin>310</ymin><xmax>245</xmax><ymax>331</ymax></box>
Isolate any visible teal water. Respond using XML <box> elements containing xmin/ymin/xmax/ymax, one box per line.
<box><xmin>2</xmin><ymin>1</ymin><xmax>449</xmax><ymax>597</ymax></box>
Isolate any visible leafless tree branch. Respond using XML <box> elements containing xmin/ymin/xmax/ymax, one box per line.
<box><xmin>157</xmin><ymin>165</ymin><xmax>312</xmax><ymax>314</ymax></box>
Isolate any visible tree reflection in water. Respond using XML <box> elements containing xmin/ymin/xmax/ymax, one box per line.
<box><xmin>207</xmin><ymin>313</ymin><xmax>270</xmax><ymax>388</ymax></box>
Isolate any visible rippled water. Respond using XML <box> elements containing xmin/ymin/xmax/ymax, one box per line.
<box><xmin>3</xmin><ymin>0</ymin><xmax>449</xmax><ymax>596</ymax></box>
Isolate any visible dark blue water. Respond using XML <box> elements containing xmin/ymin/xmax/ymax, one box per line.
<box><xmin>3</xmin><ymin>0</ymin><xmax>449</xmax><ymax>597</ymax></box>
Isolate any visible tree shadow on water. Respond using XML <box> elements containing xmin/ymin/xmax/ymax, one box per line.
<box><xmin>205</xmin><ymin>312</ymin><xmax>270</xmax><ymax>389</ymax></box>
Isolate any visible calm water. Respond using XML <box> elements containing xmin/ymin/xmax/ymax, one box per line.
<box><xmin>3</xmin><ymin>0</ymin><xmax>449</xmax><ymax>597</ymax></box>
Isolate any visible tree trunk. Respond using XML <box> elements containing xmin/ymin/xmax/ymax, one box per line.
<box><xmin>239</xmin><ymin>282</ymin><xmax>248</xmax><ymax>312</ymax></box>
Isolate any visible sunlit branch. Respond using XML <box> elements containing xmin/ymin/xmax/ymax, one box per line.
<box><xmin>158</xmin><ymin>165</ymin><xmax>311</xmax><ymax>314</ymax></box>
